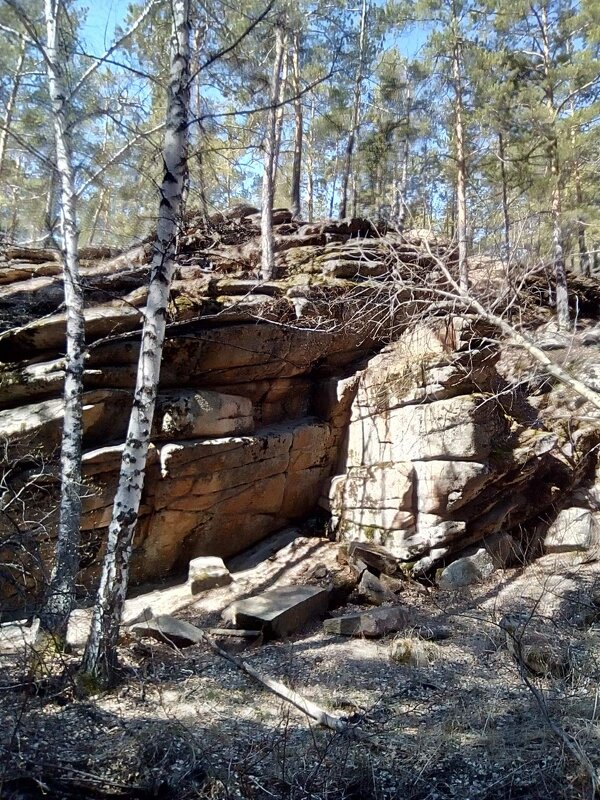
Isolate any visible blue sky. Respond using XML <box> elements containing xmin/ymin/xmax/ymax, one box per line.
<box><xmin>78</xmin><ymin>0</ymin><xmax>129</xmax><ymax>52</ymax></box>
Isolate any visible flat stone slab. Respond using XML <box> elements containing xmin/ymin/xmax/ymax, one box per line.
<box><xmin>188</xmin><ymin>556</ymin><xmax>232</xmax><ymax>595</ymax></box>
<box><xmin>323</xmin><ymin>606</ymin><xmax>409</xmax><ymax>638</ymax></box>
<box><xmin>228</xmin><ymin>584</ymin><xmax>330</xmax><ymax>638</ymax></box>
<box><xmin>130</xmin><ymin>614</ymin><xmax>205</xmax><ymax>648</ymax></box>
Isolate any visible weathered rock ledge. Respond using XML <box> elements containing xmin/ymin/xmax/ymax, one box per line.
<box><xmin>1</xmin><ymin>208</ymin><xmax>600</xmax><ymax>610</ymax></box>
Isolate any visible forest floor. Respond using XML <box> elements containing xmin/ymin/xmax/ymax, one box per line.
<box><xmin>2</xmin><ymin>535</ymin><xmax>600</xmax><ymax>800</ymax></box>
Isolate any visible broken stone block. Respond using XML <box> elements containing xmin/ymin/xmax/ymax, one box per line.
<box><xmin>357</xmin><ymin>570</ymin><xmax>397</xmax><ymax>606</ymax></box>
<box><xmin>345</xmin><ymin>541</ymin><xmax>399</xmax><ymax>576</ymax></box>
<box><xmin>323</xmin><ymin>606</ymin><xmax>409</xmax><ymax>638</ymax></box>
<box><xmin>438</xmin><ymin>548</ymin><xmax>496</xmax><ymax>589</ymax></box>
<box><xmin>544</xmin><ymin>507</ymin><xmax>600</xmax><ymax>556</ymax></box>
<box><xmin>227</xmin><ymin>585</ymin><xmax>330</xmax><ymax>638</ymax></box>
<box><xmin>130</xmin><ymin>615</ymin><xmax>204</xmax><ymax>648</ymax></box>
<box><xmin>188</xmin><ymin>556</ymin><xmax>232</xmax><ymax>595</ymax></box>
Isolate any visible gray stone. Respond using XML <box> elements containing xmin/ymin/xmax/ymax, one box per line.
<box><xmin>323</xmin><ymin>606</ymin><xmax>409</xmax><ymax>638</ymax></box>
<box><xmin>188</xmin><ymin>556</ymin><xmax>232</xmax><ymax>594</ymax></box>
<box><xmin>438</xmin><ymin>548</ymin><xmax>496</xmax><ymax>590</ymax></box>
<box><xmin>544</xmin><ymin>507</ymin><xmax>600</xmax><ymax>555</ymax></box>
<box><xmin>357</xmin><ymin>570</ymin><xmax>397</xmax><ymax>606</ymax></box>
<box><xmin>227</xmin><ymin>584</ymin><xmax>330</xmax><ymax>638</ymax></box>
<box><xmin>130</xmin><ymin>614</ymin><xmax>205</xmax><ymax>648</ymax></box>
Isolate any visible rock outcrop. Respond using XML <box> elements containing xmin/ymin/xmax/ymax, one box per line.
<box><xmin>1</xmin><ymin>207</ymin><xmax>600</xmax><ymax>610</ymax></box>
<box><xmin>328</xmin><ymin>312</ymin><xmax>600</xmax><ymax>571</ymax></box>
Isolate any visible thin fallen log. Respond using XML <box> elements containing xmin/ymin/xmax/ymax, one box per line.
<box><xmin>201</xmin><ymin>631</ymin><xmax>359</xmax><ymax>737</ymax></box>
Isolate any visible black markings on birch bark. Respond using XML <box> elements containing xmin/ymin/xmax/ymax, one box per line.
<box><xmin>81</xmin><ymin>0</ymin><xmax>191</xmax><ymax>685</ymax></box>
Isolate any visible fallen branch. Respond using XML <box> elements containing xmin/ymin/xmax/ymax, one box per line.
<box><xmin>201</xmin><ymin>632</ymin><xmax>359</xmax><ymax>737</ymax></box>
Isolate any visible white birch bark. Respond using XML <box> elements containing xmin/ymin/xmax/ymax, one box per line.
<box><xmin>260</xmin><ymin>22</ymin><xmax>285</xmax><ymax>281</ymax></box>
<box><xmin>38</xmin><ymin>0</ymin><xmax>86</xmax><ymax>642</ymax></box>
<box><xmin>81</xmin><ymin>0</ymin><xmax>191</xmax><ymax>685</ymax></box>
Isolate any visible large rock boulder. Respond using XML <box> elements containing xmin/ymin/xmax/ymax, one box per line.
<box><xmin>329</xmin><ymin>317</ymin><xmax>595</xmax><ymax>568</ymax></box>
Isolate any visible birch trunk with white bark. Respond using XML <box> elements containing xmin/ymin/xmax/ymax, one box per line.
<box><xmin>81</xmin><ymin>0</ymin><xmax>191</xmax><ymax>686</ymax></box>
<box><xmin>38</xmin><ymin>0</ymin><xmax>86</xmax><ymax>643</ymax></box>
<box><xmin>261</xmin><ymin>22</ymin><xmax>285</xmax><ymax>280</ymax></box>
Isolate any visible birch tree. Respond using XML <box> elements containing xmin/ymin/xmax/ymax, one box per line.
<box><xmin>37</xmin><ymin>0</ymin><xmax>86</xmax><ymax>643</ymax></box>
<box><xmin>81</xmin><ymin>0</ymin><xmax>191</xmax><ymax>687</ymax></box>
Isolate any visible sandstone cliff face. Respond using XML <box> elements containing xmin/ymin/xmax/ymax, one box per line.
<box><xmin>1</xmin><ymin>210</ymin><xmax>599</xmax><ymax>609</ymax></box>
<box><xmin>327</xmin><ymin>316</ymin><xmax>600</xmax><ymax>571</ymax></box>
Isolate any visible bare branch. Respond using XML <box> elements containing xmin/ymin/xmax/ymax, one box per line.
<box><xmin>69</xmin><ymin>0</ymin><xmax>159</xmax><ymax>100</ymax></box>
<box><xmin>195</xmin><ymin>0</ymin><xmax>274</xmax><ymax>76</ymax></box>
<box><xmin>75</xmin><ymin>123</ymin><xmax>165</xmax><ymax>199</ymax></box>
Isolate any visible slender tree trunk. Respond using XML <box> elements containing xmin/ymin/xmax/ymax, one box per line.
<box><xmin>36</xmin><ymin>0</ymin><xmax>86</xmax><ymax>643</ymax></box>
<box><xmin>550</xmin><ymin>151</ymin><xmax>569</xmax><ymax>329</ymax></box>
<box><xmin>81</xmin><ymin>0</ymin><xmax>191</xmax><ymax>686</ymax></box>
<box><xmin>88</xmin><ymin>187</ymin><xmax>105</xmax><ymax>245</ymax></box>
<box><xmin>306</xmin><ymin>99</ymin><xmax>315</xmax><ymax>222</ymax></box>
<box><xmin>568</xmin><ymin>101</ymin><xmax>590</xmax><ymax>277</ymax></box>
<box><xmin>272</xmin><ymin>33</ymin><xmax>288</xmax><ymax>188</ymax></box>
<box><xmin>9</xmin><ymin>184</ymin><xmax>19</xmax><ymax>241</ymax></box>
<box><xmin>193</xmin><ymin>26</ymin><xmax>210</xmax><ymax>224</ymax></box>
<box><xmin>339</xmin><ymin>0</ymin><xmax>367</xmax><ymax>219</ymax></box>
<box><xmin>351</xmin><ymin>172</ymin><xmax>358</xmax><ymax>218</ymax></box>
<box><xmin>43</xmin><ymin>168</ymin><xmax>60</xmax><ymax>246</ymax></box>
<box><xmin>329</xmin><ymin>151</ymin><xmax>339</xmax><ymax>219</ymax></box>
<box><xmin>289</xmin><ymin>32</ymin><xmax>303</xmax><ymax>218</ymax></box>
<box><xmin>498</xmin><ymin>131</ymin><xmax>510</xmax><ymax>262</ymax></box>
<box><xmin>394</xmin><ymin>81</ymin><xmax>411</xmax><ymax>231</ymax></box>
<box><xmin>0</xmin><ymin>36</ymin><xmax>26</xmax><ymax>179</ymax></box>
<box><xmin>540</xmin><ymin>4</ymin><xmax>569</xmax><ymax>329</ymax></box>
<box><xmin>261</xmin><ymin>22</ymin><xmax>285</xmax><ymax>280</ymax></box>
<box><xmin>452</xmin><ymin>35</ymin><xmax>468</xmax><ymax>292</ymax></box>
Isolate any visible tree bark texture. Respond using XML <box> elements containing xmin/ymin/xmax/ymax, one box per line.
<box><xmin>260</xmin><ymin>22</ymin><xmax>285</xmax><ymax>280</ymax></box>
<box><xmin>38</xmin><ymin>0</ymin><xmax>86</xmax><ymax>642</ymax></box>
<box><xmin>81</xmin><ymin>0</ymin><xmax>191</xmax><ymax>685</ymax></box>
